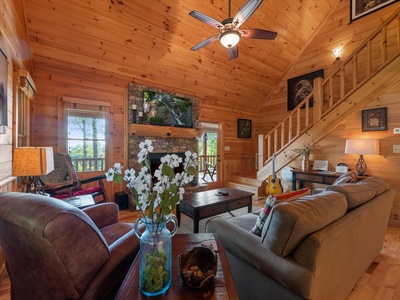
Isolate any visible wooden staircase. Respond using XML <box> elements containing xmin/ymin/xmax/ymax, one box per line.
<box><xmin>229</xmin><ymin>8</ymin><xmax>400</xmax><ymax>196</ymax></box>
<box><xmin>226</xmin><ymin>175</ymin><xmax>265</xmax><ymax>198</ymax></box>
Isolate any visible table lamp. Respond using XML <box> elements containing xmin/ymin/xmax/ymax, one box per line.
<box><xmin>12</xmin><ymin>147</ymin><xmax>54</xmax><ymax>194</ymax></box>
<box><xmin>344</xmin><ymin>139</ymin><xmax>379</xmax><ymax>176</ymax></box>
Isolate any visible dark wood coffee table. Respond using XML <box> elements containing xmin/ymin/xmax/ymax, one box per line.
<box><xmin>177</xmin><ymin>187</ymin><xmax>253</xmax><ymax>233</ymax></box>
<box><xmin>115</xmin><ymin>233</ymin><xmax>239</xmax><ymax>300</ymax></box>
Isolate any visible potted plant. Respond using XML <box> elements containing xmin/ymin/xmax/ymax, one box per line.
<box><xmin>293</xmin><ymin>142</ymin><xmax>313</xmax><ymax>171</ymax></box>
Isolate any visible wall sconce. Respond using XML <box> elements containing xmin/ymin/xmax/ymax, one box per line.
<box><xmin>344</xmin><ymin>139</ymin><xmax>379</xmax><ymax>176</ymax></box>
<box><xmin>333</xmin><ymin>48</ymin><xmax>342</xmax><ymax>61</ymax></box>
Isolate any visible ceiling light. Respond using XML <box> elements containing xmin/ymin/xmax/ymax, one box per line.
<box><xmin>220</xmin><ymin>31</ymin><xmax>241</xmax><ymax>48</ymax></box>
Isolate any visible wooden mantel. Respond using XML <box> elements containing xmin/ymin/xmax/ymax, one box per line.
<box><xmin>129</xmin><ymin>124</ymin><xmax>203</xmax><ymax>139</ymax></box>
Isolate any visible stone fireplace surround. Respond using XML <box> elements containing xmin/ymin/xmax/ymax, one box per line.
<box><xmin>127</xmin><ymin>83</ymin><xmax>199</xmax><ymax>173</ymax></box>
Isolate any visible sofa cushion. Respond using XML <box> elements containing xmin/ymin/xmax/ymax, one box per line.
<box><xmin>261</xmin><ymin>191</ymin><xmax>348</xmax><ymax>257</ymax></box>
<box><xmin>326</xmin><ymin>182</ymin><xmax>376</xmax><ymax>210</ymax></box>
<box><xmin>250</xmin><ymin>188</ymin><xmax>311</xmax><ymax>236</ymax></box>
<box><xmin>359</xmin><ymin>177</ymin><xmax>390</xmax><ymax>196</ymax></box>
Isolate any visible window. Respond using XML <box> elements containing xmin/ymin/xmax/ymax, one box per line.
<box><xmin>66</xmin><ymin>107</ymin><xmax>107</xmax><ymax>172</ymax></box>
<box><xmin>63</xmin><ymin>97</ymin><xmax>109</xmax><ymax>172</ymax></box>
<box><xmin>16</xmin><ymin>88</ymin><xmax>30</xmax><ymax>147</ymax></box>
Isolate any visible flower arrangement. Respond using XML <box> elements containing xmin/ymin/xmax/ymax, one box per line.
<box><xmin>105</xmin><ymin>139</ymin><xmax>198</xmax><ymax>222</ymax></box>
<box><xmin>292</xmin><ymin>142</ymin><xmax>313</xmax><ymax>158</ymax></box>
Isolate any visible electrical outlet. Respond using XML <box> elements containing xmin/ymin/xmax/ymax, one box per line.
<box><xmin>394</xmin><ymin>128</ymin><xmax>400</xmax><ymax>134</ymax></box>
<box><xmin>224</xmin><ymin>146</ymin><xmax>230</xmax><ymax>151</ymax></box>
<box><xmin>393</xmin><ymin>145</ymin><xmax>400</xmax><ymax>153</ymax></box>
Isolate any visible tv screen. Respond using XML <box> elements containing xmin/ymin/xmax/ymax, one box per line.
<box><xmin>143</xmin><ymin>90</ymin><xmax>192</xmax><ymax>127</ymax></box>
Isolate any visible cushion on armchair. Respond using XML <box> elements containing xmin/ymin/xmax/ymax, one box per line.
<box><xmin>250</xmin><ymin>188</ymin><xmax>311</xmax><ymax>236</ymax></box>
<box><xmin>261</xmin><ymin>191</ymin><xmax>347</xmax><ymax>257</ymax></box>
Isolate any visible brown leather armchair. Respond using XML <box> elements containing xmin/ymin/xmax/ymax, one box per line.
<box><xmin>0</xmin><ymin>192</ymin><xmax>141</xmax><ymax>300</ymax></box>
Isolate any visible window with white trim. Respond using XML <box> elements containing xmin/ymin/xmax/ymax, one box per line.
<box><xmin>64</xmin><ymin>100</ymin><xmax>108</xmax><ymax>172</ymax></box>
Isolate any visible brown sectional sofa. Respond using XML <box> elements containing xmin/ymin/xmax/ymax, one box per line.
<box><xmin>206</xmin><ymin>177</ymin><xmax>395</xmax><ymax>300</ymax></box>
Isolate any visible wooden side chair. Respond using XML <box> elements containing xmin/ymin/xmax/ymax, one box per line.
<box><xmin>203</xmin><ymin>162</ymin><xmax>217</xmax><ymax>182</ymax></box>
<box><xmin>40</xmin><ymin>153</ymin><xmax>108</xmax><ymax>203</ymax></box>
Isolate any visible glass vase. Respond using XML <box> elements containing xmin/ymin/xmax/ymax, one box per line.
<box><xmin>134</xmin><ymin>215</ymin><xmax>178</xmax><ymax>296</ymax></box>
<box><xmin>301</xmin><ymin>158</ymin><xmax>310</xmax><ymax>171</ymax></box>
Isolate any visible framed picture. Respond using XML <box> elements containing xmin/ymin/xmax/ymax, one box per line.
<box><xmin>362</xmin><ymin>107</ymin><xmax>387</xmax><ymax>132</ymax></box>
<box><xmin>287</xmin><ymin>69</ymin><xmax>324</xmax><ymax>111</ymax></box>
<box><xmin>0</xmin><ymin>48</ymin><xmax>8</xmax><ymax>129</ymax></box>
<box><xmin>350</xmin><ymin>0</ymin><xmax>399</xmax><ymax>22</ymax></box>
<box><xmin>237</xmin><ymin>119</ymin><xmax>252</xmax><ymax>138</ymax></box>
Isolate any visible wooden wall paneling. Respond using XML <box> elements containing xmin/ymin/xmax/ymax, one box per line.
<box><xmin>256</xmin><ymin>1</ymin><xmax>400</xmax><ymax>133</ymax></box>
<box><xmin>310</xmin><ymin>82</ymin><xmax>400</xmax><ymax>225</ymax></box>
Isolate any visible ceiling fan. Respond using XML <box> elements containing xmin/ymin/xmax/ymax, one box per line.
<box><xmin>189</xmin><ymin>0</ymin><xmax>277</xmax><ymax>60</ymax></box>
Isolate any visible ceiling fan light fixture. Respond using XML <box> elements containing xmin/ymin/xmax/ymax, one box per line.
<box><xmin>220</xmin><ymin>30</ymin><xmax>240</xmax><ymax>48</ymax></box>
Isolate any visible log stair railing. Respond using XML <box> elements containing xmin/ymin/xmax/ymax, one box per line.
<box><xmin>257</xmin><ymin>7</ymin><xmax>400</xmax><ymax>183</ymax></box>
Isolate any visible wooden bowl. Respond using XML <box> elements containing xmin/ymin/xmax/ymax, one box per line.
<box><xmin>178</xmin><ymin>246</ymin><xmax>218</xmax><ymax>288</ymax></box>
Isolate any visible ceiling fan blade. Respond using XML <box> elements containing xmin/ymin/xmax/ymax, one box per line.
<box><xmin>189</xmin><ymin>11</ymin><xmax>224</xmax><ymax>29</ymax></box>
<box><xmin>228</xmin><ymin>45</ymin><xmax>239</xmax><ymax>60</ymax></box>
<box><xmin>241</xmin><ymin>28</ymin><xmax>277</xmax><ymax>39</ymax></box>
<box><xmin>233</xmin><ymin>0</ymin><xmax>263</xmax><ymax>27</ymax></box>
<box><xmin>191</xmin><ymin>34</ymin><xmax>220</xmax><ymax>51</ymax></box>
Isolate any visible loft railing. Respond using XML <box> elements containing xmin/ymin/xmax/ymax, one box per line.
<box><xmin>262</xmin><ymin>8</ymin><xmax>400</xmax><ymax>164</ymax></box>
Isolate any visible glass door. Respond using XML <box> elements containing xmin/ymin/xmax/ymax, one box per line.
<box><xmin>198</xmin><ymin>122</ymin><xmax>220</xmax><ymax>188</ymax></box>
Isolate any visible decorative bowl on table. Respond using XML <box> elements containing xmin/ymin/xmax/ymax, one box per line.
<box><xmin>178</xmin><ymin>246</ymin><xmax>218</xmax><ymax>288</ymax></box>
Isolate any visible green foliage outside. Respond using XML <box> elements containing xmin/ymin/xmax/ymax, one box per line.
<box><xmin>67</xmin><ymin>111</ymin><xmax>106</xmax><ymax>171</ymax></box>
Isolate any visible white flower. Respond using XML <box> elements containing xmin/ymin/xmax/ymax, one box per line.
<box><xmin>107</xmin><ymin>139</ymin><xmax>197</xmax><ymax>222</ymax></box>
<box><xmin>105</xmin><ymin>168</ymin><xmax>115</xmax><ymax>181</ymax></box>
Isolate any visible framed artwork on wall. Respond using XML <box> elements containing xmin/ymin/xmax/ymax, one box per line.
<box><xmin>362</xmin><ymin>107</ymin><xmax>387</xmax><ymax>132</ymax></box>
<box><xmin>287</xmin><ymin>69</ymin><xmax>324</xmax><ymax>111</ymax></box>
<box><xmin>350</xmin><ymin>0</ymin><xmax>399</xmax><ymax>22</ymax></box>
<box><xmin>237</xmin><ymin>119</ymin><xmax>252</xmax><ymax>138</ymax></box>
<box><xmin>0</xmin><ymin>48</ymin><xmax>8</xmax><ymax>131</ymax></box>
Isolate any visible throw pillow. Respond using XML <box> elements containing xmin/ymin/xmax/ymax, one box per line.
<box><xmin>250</xmin><ymin>187</ymin><xmax>311</xmax><ymax>236</ymax></box>
<box><xmin>333</xmin><ymin>171</ymin><xmax>358</xmax><ymax>185</ymax></box>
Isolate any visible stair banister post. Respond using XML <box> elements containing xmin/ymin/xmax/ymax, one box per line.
<box><xmin>258</xmin><ymin>134</ymin><xmax>264</xmax><ymax>170</ymax></box>
<box><xmin>313</xmin><ymin>77</ymin><xmax>323</xmax><ymax>123</ymax></box>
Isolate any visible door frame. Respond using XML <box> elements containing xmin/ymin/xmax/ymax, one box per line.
<box><xmin>198</xmin><ymin>122</ymin><xmax>222</xmax><ymax>189</ymax></box>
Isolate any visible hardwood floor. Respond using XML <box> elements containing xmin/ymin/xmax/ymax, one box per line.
<box><xmin>1</xmin><ymin>207</ymin><xmax>400</xmax><ymax>299</ymax></box>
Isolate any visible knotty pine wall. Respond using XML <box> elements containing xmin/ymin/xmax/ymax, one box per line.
<box><xmin>256</xmin><ymin>2</ymin><xmax>400</xmax><ymax>225</ymax></box>
<box><xmin>256</xmin><ymin>1</ymin><xmax>400</xmax><ymax>133</ymax></box>
<box><xmin>0</xmin><ymin>0</ymin><xmax>33</xmax><ymax>192</ymax></box>
<box><xmin>312</xmin><ymin>83</ymin><xmax>400</xmax><ymax>227</ymax></box>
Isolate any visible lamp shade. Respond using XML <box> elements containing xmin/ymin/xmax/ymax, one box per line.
<box><xmin>344</xmin><ymin>139</ymin><xmax>379</xmax><ymax>155</ymax></box>
<box><xmin>12</xmin><ymin>147</ymin><xmax>54</xmax><ymax>176</ymax></box>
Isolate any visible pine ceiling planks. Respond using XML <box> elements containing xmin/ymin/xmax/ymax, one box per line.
<box><xmin>23</xmin><ymin>0</ymin><xmax>338</xmax><ymax>112</ymax></box>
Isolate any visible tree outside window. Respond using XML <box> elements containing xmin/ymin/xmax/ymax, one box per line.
<box><xmin>67</xmin><ymin>109</ymin><xmax>106</xmax><ymax>172</ymax></box>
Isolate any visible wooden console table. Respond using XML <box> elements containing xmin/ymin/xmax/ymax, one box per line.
<box><xmin>291</xmin><ymin>169</ymin><xmax>365</xmax><ymax>190</ymax></box>
<box><xmin>115</xmin><ymin>233</ymin><xmax>239</xmax><ymax>300</ymax></box>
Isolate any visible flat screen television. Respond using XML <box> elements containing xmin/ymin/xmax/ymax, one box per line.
<box><xmin>143</xmin><ymin>90</ymin><xmax>192</xmax><ymax>127</ymax></box>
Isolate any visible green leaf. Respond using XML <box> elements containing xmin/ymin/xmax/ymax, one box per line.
<box><xmin>113</xmin><ymin>173</ymin><xmax>123</xmax><ymax>184</ymax></box>
<box><xmin>187</xmin><ymin>165</ymin><xmax>197</xmax><ymax>176</ymax></box>
<box><xmin>161</xmin><ymin>206</ymin><xmax>171</xmax><ymax>216</ymax></box>
<box><xmin>145</xmin><ymin>158</ymin><xmax>151</xmax><ymax>170</ymax></box>
<box><xmin>162</xmin><ymin>164</ymin><xmax>174</xmax><ymax>180</ymax></box>
<box><xmin>169</xmin><ymin>184</ymin><xmax>178</xmax><ymax>194</ymax></box>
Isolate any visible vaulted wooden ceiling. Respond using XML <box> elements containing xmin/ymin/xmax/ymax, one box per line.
<box><xmin>22</xmin><ymin>0</ymin><xmax>337</xmax><ymax>114</ymax></box>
